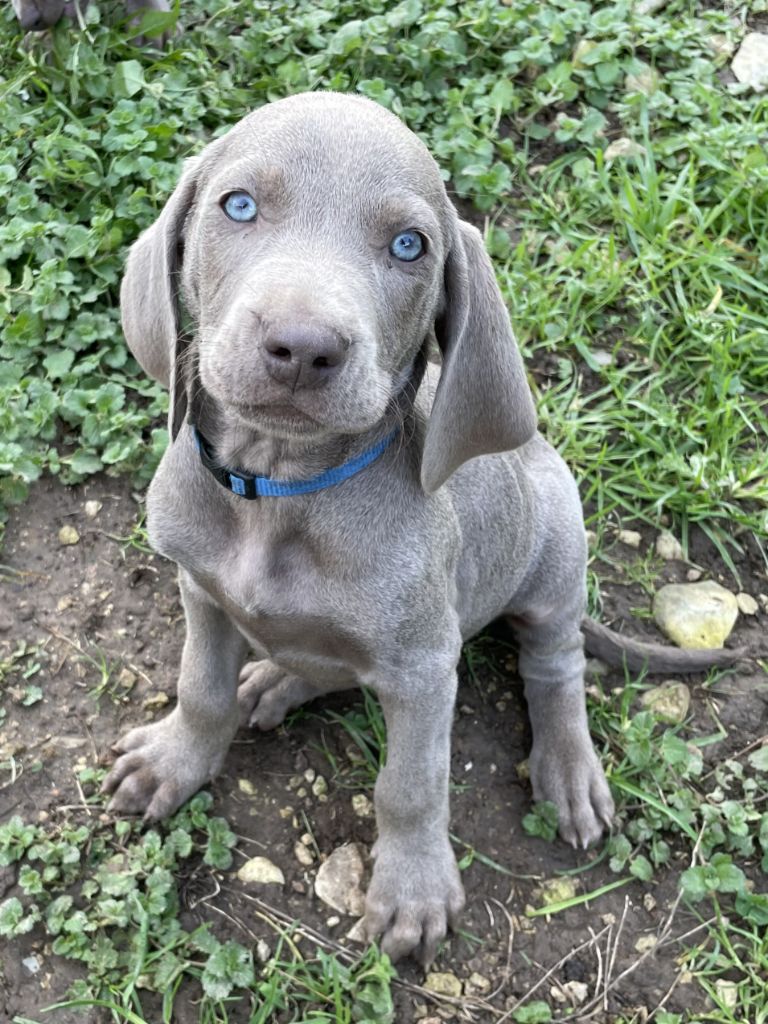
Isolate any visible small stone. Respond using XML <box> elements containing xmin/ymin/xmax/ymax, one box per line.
<box><xmin>294</xmin><ymin>841</ymin><xmax>315</xmax><ymax>866</ymax></box>
<box><xmin>686</xmin><ymin>569</ymin><xmax>702</xmax><ymax>582</ymax></box>
<box><xmin>466</xmin><ymin>972</ymin><xmax>491</xmax><ymax>996</ymax></box>
<box><xmin>655</xmin><ymin>531</ymin><xmax>684</xmax><ymax>561</ymax></box>
<box><xmin>303</xmin><ymin>768</ymin><xmax>316</xmax><ymax>784</ymax></box>
<box><xmin>635</xmin><ymin>935</ymin><xmax>657</xmax><ymax>953</ymax></box>
<box><xmin>255</xmin><ymin>939</ymin><xmax>271</xmax><ymax>962</ymax></box>
<box><xmin>315</xmin><ymin>843</ymin><xmax>366</xmax><ymax>916</ymax></box>
<box><xmin>516</xmin><ymin>759</ymin><xmax>530</xmax><ymax>780</ymax></box>
<box><xmin>288</xmin><ymin>774</ymin><xmax>303</xmax><ymax>790</ymax></box>
<box><xmin>57</xmin><ymin>595</ymin><xmax>74</xmax><ymax>612</ymax></box>
<box><xmin>84</xmin><ymin>500</ymin><xmax>102</xmax><ymax>518</ymax></box>
<box><xmin>58</xmin><ymin>525</ymin><xmax>80</xmax><ymax>546</ymax></box>
<box><xmin>617</xmin><ymin>528</ymin><xmax>642</xmax><ymax>549</ymax></box>
<box><xmin>736</xmin><ymin>593</ymin><xmax>758</xmax><ymax>616</ymax></box>
<box><xmin>732</xmin><ymin>33</ymin><xmax>768</xmax><ymax>92</ymax></box>
<box><xmin>424</xmin><ymin>972</ymin><xmax>462</xmax><ymax>998</ymax></box>
<box><xmin>142</xmin><ymin>692</ymin><xmax>170</xmax><ymax>710</ymax></box>
<box><xmin>117</xmin><ymin>667</ymin><xmax>137</xmax><ymax>691</ymax></box>
<box><xmin>562</xmin><ymin>980</ymin><xmax>589</xmax><ymax>1005</ymax></box>
<box><xmin>352</xmin><ymin>794</ymin><xmax>374</xmax><ymax>818</ymax></box>
<box><xmin>604</xmin><ymin>138</ymin><xmax>647</xmax><ymax>161</ymax></box>
<box><xmin>22</xmin><ymin>955</ymin><xmax>42</xmax><ymax>974</ymax></box>
<box><xmin>715</xmin><ymin>979</ymin><xmax>739</xmax><ymax>1008</ymax></box>
<box><xmin>653</xmin><ymin>581</ymin><xmax>738</xmax><ymax>649</ymax></box>
<box><xmin>238</xmin><ymin>778</ymin><xmax>257</xmax><ymax>795</ymax></box>
<box><xmin>326</xmin><ymin>915</ymin><xmax>340</xmax><ymax>928</ymax></box>
<box><xmin>535</xmin><ymin>877</ymin><xmax>577</xmax><ymax>907</ymax></box>
<box><xmin>643</xmin><ymin>893</ymin><xmax>657</xmax><ymax>912</ymax></box>
<box><xmin>312</xmin><ymin>775</ymin><xmax>328</xmax><ymax>798</ymax></box>
<box><xmin>346</xmin><ymin>916</ymin><xmax>367</xmax><ymax>943</ymax></box>
<box><xmin>641</xmin><ymin>681</ymin><xmax>691</xmax><ymax>724</ymax></box>
<box><xmin>237</xmin><ymin>857</ymin><xmax>285</xmax><ymax>886</ymax></box>
<box><xmin>591</xmin><ymin>348</ymin><xmax>613</xmax><ymax>367</ymax></box>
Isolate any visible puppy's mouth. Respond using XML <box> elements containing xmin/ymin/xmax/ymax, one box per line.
<box><xmin>229</xmin><ymin>399</ymin><xmax>323</xmax><ymax>436</ymax></box>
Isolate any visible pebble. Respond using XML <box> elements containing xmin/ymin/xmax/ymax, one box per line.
<box><xmin>641</xmin><ymin>681</ymin><xmax>691</xmax><ymax>724</ymax></box>
<box><xmin>294</xmin><ymin>841</ymin><xmax>314</xmax><ymax>867</ymax></box>
<box><xmin>562</xmin><ymin>980</ymin><xmax>589</xmax><ymax>1005</ymax></box>
<box><xmin>238</xmin><ymin>778</ymin><xmax>257</xmax><ymax>796</ymax></box>
<box><xmin>655</xmin><ymin>531</ymin><xmax>684</xmax><ymax>561</ymax></box>
<box><xmin>643</xmin><ymin>893</ymin><xmax>657</xmax><ymax>912</ymax></box>
<box><xmin>255</xmin><ymin>939</ymin><xmax>271</xmax><ymax>962</ymax></box>
<box><xmin>635</xmin><ymin>935</ymin><xmax>657</xmax><ymax>953</ymax></box>
<box><xmin>237</xmin><ymin>856</ymin><xmax>285</xmax><ymax>886</ymax></box>
<box><xmin>686</xmin><ymin>569</ymin><xmax>702</xmax><ymax>582</ymax></box>
<box><xmin>715</xmin><ymin>979</ymin><xmax>739</xmax><ymax>1008</ymax></box>
<box><xmin>352</xmin><ymin>793</ymin><xmax>374</xmax><ymax>818</ymax></box>
<box><xmin>653</xmin><ymin>580</ymin><xmax>738</xmax><ymax>649</ymax></box>
<box><xmin>424</xmin><ymin>972</ymin><xmax>462</xmax><ymax>998</ymax></box>
<box><xmin>736</xmin><ymin>592</ymin><xmax>758</xmax><ymax>616</ymax></box>
<box><xmin>617</xmin><ymin>528</ymin><xmax>642</xmax><ymax>548</ymax></box>
<box><xmin>732</xmin><ymin>33</ymin><xmax>768</xmax><ymax>91</ymax></box>
<box><xmin>22</xmin><ymin>955</ymin><xmax>42</xmax><ymax>975</ymax></box>
<box><xmin>84</xmin><ymin>500</ymin><xmax>102</xmax><ymax>518</ymax></box>
<box><xmin>315</xmin><ymin>843</ymin><xmax>366</xmax><ymax>916</ymax></box>
<box><xmin>312</xmin><ymin>775</ymin><xmax>328</xmax><ymax>799</ymax></box>
<box><xmin>326</xmin><ymin>915</ymin><xmax>340</xmax><ymax>928</ymax></box>
<box><xmin>465</xmin><ymin>972</ymin><xmax>491</xmax><ymax>995</ymax></box>
<box><xmin>58</xmin><ymin>525</ymin><xmax>80</xmax><ymax>546</ymax></box>
<box><xmin>142</xmin><ymin>692</ymin><xmax>170</xmax><ymax>710</ymax></box>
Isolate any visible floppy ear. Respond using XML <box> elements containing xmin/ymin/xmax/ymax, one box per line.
<box><xmin>420</xmin><ymin>220</ymin><xmax>538</xmax><ymax>493</ymax></box>
<box><xmin>120</xmin><ymin>156</ymin><xmax>200</xmax><ymax>441</ymax></box>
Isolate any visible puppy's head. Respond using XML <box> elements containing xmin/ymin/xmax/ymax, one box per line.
<box><xmin>121</xmin><ymin>92</ymin><xmax>536</xmax><ymax>491</ymax></box>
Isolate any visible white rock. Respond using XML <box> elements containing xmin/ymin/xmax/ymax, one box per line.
<box><xmin>736</xmin><ymin>592</ymin><xmax>758</xmax><ymax>616</ymax></box>
<box><xmin>653</xmin><ymin>580</ymin><xmax>738</xmax><ymax>649</ymax></box>
<box><xmin>635</xmin><ymin>934</ymin><xmax>657</xmax><ymax>953</ymax></box>
<box><xmin>655</xmin><ymin>531</ymin><xmax>684</xmax><ymax>561</ymax></box>
<box><xmin>294</xmin><ymin>841</ymin><xmax>315</xmax><ymax>867</ymax></box>
<box><xmin>732</xmin><ymin>33</ymin><xmax>768</xmax><ymax>92</ymax></box>
<box><xmin>84</xmin><ymin>500</ymin><xmax>102</xmax><ymax>518</ymax></box>
<box><xmin>237</xmin><ymin>856</ymin><xmax>285</xmax><ymax>886</ymax></box>
<box><xmin>345</xmin><ymin>916</ymin><xmax>367</xmax><ymax>943</ymax></box>
<box><xmin>315</xmin><ymin>843</ymin><xmax>366</xmax><ymax>916</ymax></box>
<box><xmin>562</xmin><ymin>980</ymin><xmax>589</xmax><ymax>1005</ymax></box>
<box><xmin>255</xmin><ymin>939</ymin><xmax>271</xmax><ymax>962</ymax></box>
<box><xmin>352</xmin><ymin>793</ymin><xmax>374</xmax><ymax>818</ymax></box>
<box><xmin>604</xmin><ymin>138</ymin><xmax>647</xmax><ymax>161</ymax></box>
<box><xmin>715</xmin><ymin>978</ymin><xmax>739</xmax><ymax>1008</ymax></box>
<box><xmin>687</xmin><ymin>569</ymin><xmax>703</xmax><ymax>582</ymax></box>
<box><xmin>591</xmin><ymin>348</ymin><xmax>613</xmax><ymax>367</ymax></box>
<box><xmin>617</xmin><ymin>528</ymin><xmax>642</xmax><ymax>548</ymax></box>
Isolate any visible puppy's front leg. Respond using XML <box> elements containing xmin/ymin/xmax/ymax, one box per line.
<box><xmin>364</xmin><ymin>664</ymin><xmax>465</xmax><ymax>965</ymax></box>
<box><xmin>103</xmin><ymin>571</ymin><xmax>247</xmax><ymax>820</ymax></box>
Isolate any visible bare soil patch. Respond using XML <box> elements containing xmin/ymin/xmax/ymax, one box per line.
<box><xmin>1</xmin><ymin>475</ymin><xmax>766</xmax><ymax>1022</ymax></box>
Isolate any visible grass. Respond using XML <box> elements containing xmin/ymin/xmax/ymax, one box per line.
<box><xmin>1</xmin><ymin>0</ymin><xmax>767</xmax><ymax>1019</ymax></box>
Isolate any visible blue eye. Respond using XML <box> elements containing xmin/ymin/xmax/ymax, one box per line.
<box><xmin>223</xmin><ymin>191</ymin><xmax>258</xmax><ymax>222</ymax></box>
<box><xmin>389</xmin><ymin>230</ymin><xmax>426</xmax><ymax>262</ymax></box>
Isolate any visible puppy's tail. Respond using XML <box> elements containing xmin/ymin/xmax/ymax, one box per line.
<box><xmin>581</xmin><ymin>617</ymin><xmax>746</xmax><ymax>675</ymax></box>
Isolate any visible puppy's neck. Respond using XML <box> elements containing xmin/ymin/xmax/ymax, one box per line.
<box><xmin>190</xmin><ymin>389</ymin><xmax>400</xmax><ymax>481</ymax></box>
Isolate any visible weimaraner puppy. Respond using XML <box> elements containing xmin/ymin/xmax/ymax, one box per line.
<box><xmin>104</xmin><ymin>92</ymin><xmax>738</xmax><ymax>965</ymax></box>
<box><xmin>11</xmin><ymin>0</ymin><xmax>171</xmax><ymax>42</ymax></box>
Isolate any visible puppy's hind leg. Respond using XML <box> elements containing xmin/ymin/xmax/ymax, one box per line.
<box><xmin>238</xmin><ymin>660</ymin><xmax>358</xmax><ymax>731</ymax></box>
<box><xmin>508</xmin><ymin>603</ymin><xmax>615</xmax><ymax>849</ymax></box>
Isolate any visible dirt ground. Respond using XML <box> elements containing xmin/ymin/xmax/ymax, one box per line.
<box><xmin>1</xmin><ymin>474</ymin><xmax>766</xmax><ymax>1022</ymax></box>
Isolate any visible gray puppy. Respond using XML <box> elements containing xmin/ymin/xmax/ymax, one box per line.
<box><xmin>104</xmin><ymin>92</ymin><xmax>727</xmax><ymax>965</ymax></box>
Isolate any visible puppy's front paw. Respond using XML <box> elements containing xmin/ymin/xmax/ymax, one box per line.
<box><xmin>529</xmin><ymin>734</ymin><xmax>614</xmax><ymax>849</ymax></box>
<box><xmin>101</xmin><ymin>710</ymin><xmax>231</xmax><ymax>820</ymax></box>
<box><xmin>363</xmin><ymin>838</ymin><xmax>465</xmax><ymax>966</ymax></box>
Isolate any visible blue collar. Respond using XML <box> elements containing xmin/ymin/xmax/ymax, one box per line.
<box><xmin>191</xmin><ymin>423</ymin><xmax>398</xmax><ymax>499</ymax></box>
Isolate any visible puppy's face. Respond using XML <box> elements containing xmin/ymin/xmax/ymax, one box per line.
<box><xmin>181</xmin><ymin>94</ymin><xmax>451</xmax><ymax>440</ymax></box>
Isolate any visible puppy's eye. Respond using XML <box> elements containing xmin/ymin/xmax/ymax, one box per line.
<box><xmin>389</xmin><ymin>230</ymin><xmax>426</xmax><ymax>263</ymax></box>
<box><xmin>222</xmin><ymin>191</ymin><xmax>258</xmax><ymax>222</ymax></box>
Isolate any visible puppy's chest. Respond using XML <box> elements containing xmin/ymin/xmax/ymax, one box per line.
<box><xmin>151</xmin><ymin>504</ymin><xmax>373</xmax><ymax>671</ymax></box>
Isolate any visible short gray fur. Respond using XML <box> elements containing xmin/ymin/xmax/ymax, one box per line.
<box><xmin>106</xmin><ymin>91</ymin><xmax>635</xmax><ymax>965</ymax></box>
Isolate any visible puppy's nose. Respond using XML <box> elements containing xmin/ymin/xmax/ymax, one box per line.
<box><xmin>262</xmin><ymin>324</ymin><xmax>349</xmax><ymax>389</ymax></box>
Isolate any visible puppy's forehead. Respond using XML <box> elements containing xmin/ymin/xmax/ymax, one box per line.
<box><xmin>217</xmin><ymin>93</ymin><xmax>446</xmax><ymax>204</ymax></box>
